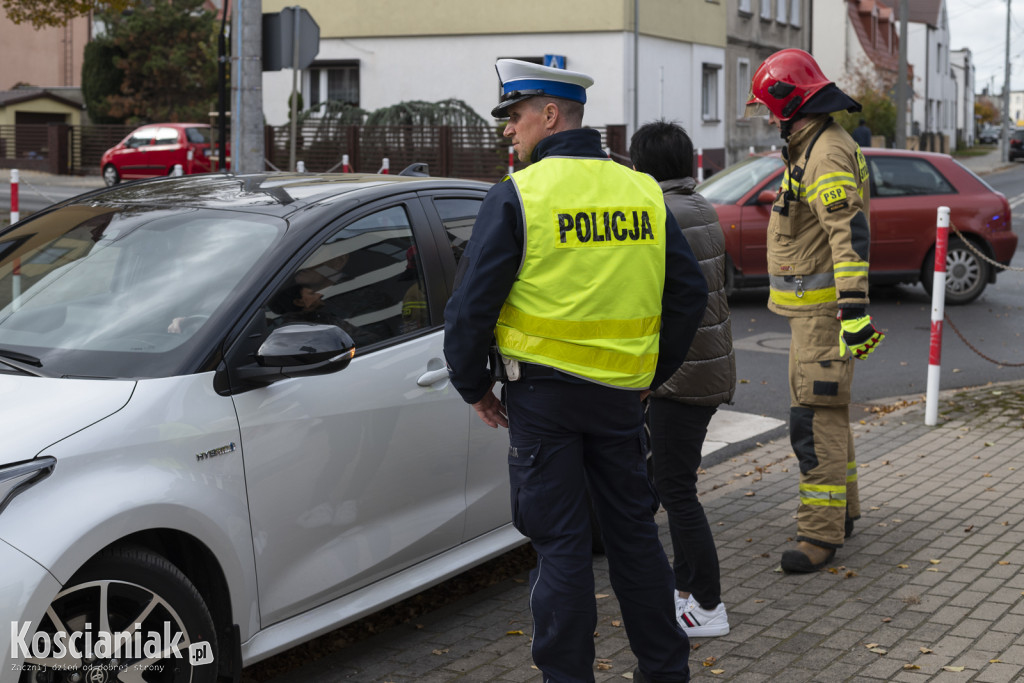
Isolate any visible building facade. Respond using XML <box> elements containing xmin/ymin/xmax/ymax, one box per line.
<box><xmin>724</xmin><ymin>0</ymin><xmax>809</xmax><ymax>165</ymax></box>
<box><xmin>949</xmin><ymin>48</ymin><xmax>974</xmax><ymax>146</ymax></box>
<box><xmin>0</xmin><ymin>14</ymin><xmax>90</xmax><ymax>91</ymax></box>
<box><xmin>261</xmin><ymin>0</ymin><xmax>728</xmax><ymax>172</ymax></box>
<box><xmin>905</xmin><ymin>0</ymin><xmax>957</xmax><ymax>150</ymax></box>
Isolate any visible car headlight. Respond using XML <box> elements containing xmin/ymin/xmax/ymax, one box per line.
<box><xmin>0</xmin><ymin>457</ymin><xmax>55</xmax><ymax>515</ymax></box>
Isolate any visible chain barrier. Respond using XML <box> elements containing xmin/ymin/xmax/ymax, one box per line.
<box><xmin>950</xmin><ymin>220</ymin><xmax>1024</xmax><ymax>272</ymax></box>
<box><xmin>944</xmin><ymin>314</ymin><xmax>1024</xmax><ymax>367</ymax></box>
<box><xmin>15</xmin><ymin>175</ymin><xmax>61</xmax><ymax>205</ymax></box>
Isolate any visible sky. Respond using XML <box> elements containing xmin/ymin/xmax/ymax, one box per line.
<box><xmin>944</xmin><ymin>0</ymin><xmax>1024</xmax><ymax>94</ymax></box>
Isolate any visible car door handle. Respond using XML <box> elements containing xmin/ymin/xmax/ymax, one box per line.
<box><xmin>417</xmin><ymin>368</ymin><xmax>451</xmax><ymax>387</ymax></box>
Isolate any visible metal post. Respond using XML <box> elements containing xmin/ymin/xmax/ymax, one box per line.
<box><xmin>217</xmin><ymin>4</ymin><xmax>229</xmax><ymax>171</ymax></box>
<box><xmin>925</xmin><ymin>206</ymin><xmax>950</xmax><ymax>426</ymax></box>
<box><xmin>289</xmin><ymin>5</ymin><xmax>301</xmax><ymax>172</ymax></box>
<box><xmin>895</xmin><ymin>0</ymin><xmax>909</xmax><ymax>149</ymax></box>
<box><xmin>1001</xmin><ymin>0</ymin><xmax>1012</xmax><ymax>163</ymax></box>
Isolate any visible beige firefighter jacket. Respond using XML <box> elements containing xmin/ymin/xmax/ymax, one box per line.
<box><xmin>767</xmin><ymin>115</ymin><xmax>871</xmax><ymax>317</ymax></box>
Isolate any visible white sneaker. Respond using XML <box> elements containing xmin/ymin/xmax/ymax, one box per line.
<box><xmin>677</xmin><ymin>601</ymin><xmax>730</xmax><ymax>637</ymax></box>
<box><xmin>674</xmin><ymin>593</ymin><xmax>697</xmax><ymax>619</ymax></box>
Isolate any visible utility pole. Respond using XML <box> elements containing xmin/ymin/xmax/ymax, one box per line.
<box><xmin>231</xmin><ymin>0</ymin><xmax>264</xmax><ymax>174</ymax></box>
<box><xmin>895</xmin><ymin>0</ymin><xmax>909</xmax><ymax>149</ymax></box>
<box><xmin>1001</xmin><ymin>0</ymin><xmax>1012</xmax><ymax>163</ymax></box>
<box><xmin>633</xmin><ymin>0</ymin><xmax>639</xmax><ymax>136</ymax></box>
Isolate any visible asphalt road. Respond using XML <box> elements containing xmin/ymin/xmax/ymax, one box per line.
<box><xmin>727</xmin><ymin>160</ymin><xmax>1024</xmax><ymax>422</ymax></box>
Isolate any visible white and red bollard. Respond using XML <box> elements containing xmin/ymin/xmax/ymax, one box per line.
<box><xmin>297</xmin><ymin>160</ymin><xmax>306</xmax><ymax>173</ymax></box>
<box><xmin>342</xmin><ymin>154</ymin><xmax>350</xmax><ymax>173</ymax></box>
<box><xmin>508</xmin><ymin>146</ymin><xmax>515</xmax><ymax>175</ymax></box>
<box><xmin>696</xmin><ymin>148</ymin><xmax>704</xmax><ymax>183</ymax></box>
<box><xmin>379</xmin><ymin>157</ymin><xmax>390</xmax><ymax>174</ymax></box>
<box><xmin>10</xmin><ymin>168</ymin><xmax>19</xmax><ymax>224</ymax></box>
<box><xmin>925</xmin><ymin>206</ymin><xmax>950</xmax><ymax>426</ymax></box>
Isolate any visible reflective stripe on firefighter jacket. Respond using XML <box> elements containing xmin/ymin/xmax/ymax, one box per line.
<box><xmin>494</xmin><ymin>157</ymin><xmax>667</xmax><ymax>389</ymax></box>
<box><xmin>767</xmin><ymin>115</ymin><xmax>871</xmax><ymax>317</ymax></box>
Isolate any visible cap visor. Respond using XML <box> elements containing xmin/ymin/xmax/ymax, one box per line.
<box><xmin>491</xmin><ymin>94</ymin><xmax>534</xmax><ymax>119</ymax></box>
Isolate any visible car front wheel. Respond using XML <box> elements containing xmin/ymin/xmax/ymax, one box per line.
<box><xmin>20</xmin><ymin>546</ymin><xmax>218</xmax><ymax>683</ymax></box>
<box><xmin>922</xmin><ymin>237</ymin><xmax>990</xmax><ymax>305</ymax></box>
<box><xmin>103</xmin><ymin>164</ymin><xmax>121</xmax><ymax>186</ymax></box>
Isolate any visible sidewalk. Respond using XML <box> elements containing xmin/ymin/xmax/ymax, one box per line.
<box><xmin>953</xmin><ymin>147</ymin><xmax>1017</xmax><ymax>176</ymax></box>
<box><xmin>248</xmin><ymin>379</ymin><xmax>1024</xmax><ymax>682</ymax></box>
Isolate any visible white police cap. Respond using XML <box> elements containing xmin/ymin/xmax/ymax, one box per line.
<box><xmin>492</xmin><ymin>59</ymin><xmax>594</xmax><ymax>118</ymax></box>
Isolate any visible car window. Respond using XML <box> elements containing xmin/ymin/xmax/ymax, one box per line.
<box><xmin>434</xmin><ymin>197</ymin><xmax>482</xmax><ymax>264</ymax></box>
<box><xmin>869</xmin><ymin>157</ymin><xmax>955</xmax><ymax>197</ymax></box>
<box><xmin>696</xmin><ymin>155</ymin><xmax>785</xmax><ymax>204</ymax></box>
<box><xmin>185</xmin><ymin>127</ymin><xmax>211</xmax><ymax>144</ymax></box>
<box><xmin>154</xmin><ymin>127</ymin><xmax>180</xmax><ymax>146</ymax></box>
<box><xmin>265</xmin><ymin>205</ymin><xmax>429</xmax><ymax>349</ymax></box>
<box><xmin>127</xmin><ymin>128</ymin><xmax>158</xmax><ymax>149</ymax></box>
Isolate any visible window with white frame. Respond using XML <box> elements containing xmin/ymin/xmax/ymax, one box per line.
<box><xmin>307</xmin><ymin>61</ymin><xmax>360</xmax><ymax>110</ymax></box>
<box><xmin>760</xmin><ymin>0</ymin><xmax>771</xmax><ymax>20</ymax></box>
<box><xmin>738</xmin><ymin>0</ymin><xmax>752</xmax><ymax>13</ymax></box>
<box><xmin>702</xmin><ymin>64</ymin><xmax>721</xmax><ymax>121</ymax></box>
<box><xmin>790</xmin><ymin>0</ymin><xmax>801</xmax><ymax>26</ymax></box>
<box><xmin>737</xmin><ymin>59</ymin><xmax>751</xmax><ymax>119</ymax></box>
<box><xmin>776</xmin><ymin>0</ymin><xmax>788</xmax><ymax>23</ymax></box>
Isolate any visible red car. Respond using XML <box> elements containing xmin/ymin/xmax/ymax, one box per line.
<box><xmin>698</xmin><ymin>149</ymin><xmax>1017</xmax><ymax>304</ymax></box>
<box><xmin>100</xmin><ymin>123</ymin><xmax>230</xmax><ymax>186</ymax></box>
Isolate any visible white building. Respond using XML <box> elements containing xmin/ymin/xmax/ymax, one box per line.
<box><xmin>949</xmin><ymin>48</ymin><xmax>974</xmax><ymax>146</ymax></box>
<box><xmin>261</xmin><ymin>0</ymin><xmax>728</xmax><ymax>172</ymax></box>
<box><xmin>905</xmin><ymin>0</ymin><xmax>957</xmax><ymax>151</ymax></box>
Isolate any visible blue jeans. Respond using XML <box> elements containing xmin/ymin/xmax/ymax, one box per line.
<box><xmin>649</xmin><ymin>399</ymin><xmax>722</xmax><ymax>610</ymax></box>
<box><xmin>505</xmin><ymin>377</ymin><xmax>690</xmax><ymax>683</ymax></box>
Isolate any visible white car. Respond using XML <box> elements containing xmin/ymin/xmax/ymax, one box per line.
<box><xmin>0</xmin><ymin>171</ymin><xmax>523</xmax><ymax>682</ymax></box>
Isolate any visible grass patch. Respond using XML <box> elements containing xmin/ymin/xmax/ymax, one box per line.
<box><xmin>952</xmin><ymin>146</ymin><xmax>996</xmax><ymax>158</ymax></box>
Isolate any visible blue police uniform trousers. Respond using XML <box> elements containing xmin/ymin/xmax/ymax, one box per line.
<box><xmin>504</xmin><ymin>370</ymin><xmax>691</xmax><ymax>683</ymax></box>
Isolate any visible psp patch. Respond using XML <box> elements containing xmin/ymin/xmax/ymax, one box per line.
<box><xmin>819</xmin><ymin>186</ymin><xmax>848</xmax><ymax>207</ymax></box>
<box><xmin>556</xmin><ymin>208</ymin><xmax>658</xmax><ymax>247</ymax></box>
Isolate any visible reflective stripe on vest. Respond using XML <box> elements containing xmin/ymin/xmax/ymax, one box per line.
<box><xmin>495</xmin><ymin>156</ymin><xmax>667</xmax><ymax>388</ymax></box>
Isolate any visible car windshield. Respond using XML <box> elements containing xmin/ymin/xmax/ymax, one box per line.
<box><xmin>697</xmin><ymin>155</ymin><xmax>785</xmax><ymax>204</ymax></box>
<box><xmin>0</xmin><ymin>206</ymin><xmax>283</xmax><ymax>379</ymax></box>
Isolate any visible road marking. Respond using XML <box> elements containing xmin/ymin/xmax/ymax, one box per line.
<box><xmin>1009</xmin><ymin>191</ymin><xmax>1024</xmax><ymax>210</ymax></box>
<box><xmin>703</xmin><ymin>409</ymin><xmax>786</xmax><ymax>455</ymax></box>
<box><xmin>733</xmin><ymin>331</ymin><xmax>790</xmax><ymax>356</ymax></box>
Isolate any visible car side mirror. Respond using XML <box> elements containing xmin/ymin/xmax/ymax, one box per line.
<box><xmin>233</xmin><ymin>323</ymin><xmax>355</xmax><ymax>388</ymax></box>
<box><xmin>756</xmin><ymin>190</ymin><xmax>778</xmax><ymax>205</ymax></box>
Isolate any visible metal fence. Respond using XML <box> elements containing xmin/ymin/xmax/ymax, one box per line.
<box><xmin>0</xmin><ymin>122</ymin><xmax>629</xmax><ymax>182</ymax></box>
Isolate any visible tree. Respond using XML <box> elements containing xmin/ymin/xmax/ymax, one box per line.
<box><xmin>974</xmin><ymin>97</ymin><xmax>1000</xmax><ymax>126</ymax></box>
<box><xmin>81</xmin><ymin>38</ymin><xmax>124</xmax><ymax>123</ymax></box>
<box><xmin>98</xmin><ymin>0</ymin><xmax>220</xmax><ymax>124</ymax></box>
<box><xmin>834</xmin><ymin>59</ymin><xmax>898</xmax><ymax>147</ymax></box>
<box><xmin>2</xmin><ymin>0</ymin><xmax>136</xmax><ymax>28</ymax></box>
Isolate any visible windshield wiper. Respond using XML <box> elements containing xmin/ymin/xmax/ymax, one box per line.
<box><xmin>0</xmin><ymin>348</ymin><xmax>50</xmax><ymax>378</ymax></box>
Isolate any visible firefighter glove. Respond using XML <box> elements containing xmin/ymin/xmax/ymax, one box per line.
<box><xmin>839</xmin><ymin>314</ymin><xmax>884</xmax><ymax>359</ymax></box>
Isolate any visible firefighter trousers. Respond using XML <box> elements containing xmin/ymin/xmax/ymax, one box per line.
<box><xmin>787</xmin><ymin>314</ymin><xmax>860</xmax><ymax>549</ymax></box>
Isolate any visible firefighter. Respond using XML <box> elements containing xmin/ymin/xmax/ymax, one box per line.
<box><xmin>444</xmin><ymin>59</ymin><xmax>708</xmax><ymax>682</ymax></box>
<box><xmin>745</xmin><ymin>49</ymin><xmax>885</xmax><ymax>573</ymax></box>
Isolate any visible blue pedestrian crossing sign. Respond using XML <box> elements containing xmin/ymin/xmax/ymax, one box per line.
<box><xmin>544</xmin><ymin>55</ymin><xmax>566</xmax><ymax>69</ymax></box>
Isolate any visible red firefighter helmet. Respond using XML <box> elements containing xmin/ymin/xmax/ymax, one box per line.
<box><xmin>745</xmin><ymin>49</ymin><xmax>832</xmax><ymax>120</ymax></box>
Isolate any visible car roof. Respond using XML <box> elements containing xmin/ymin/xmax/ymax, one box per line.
<box><xmin>758</xmin><ymin>147</ymin><xmax>954</xmax><ymax>162</ymax></box>
<box><xmin>62</xmin><ymin>172</ymin><xmax>492</xmax><ymax>218</ymax></box>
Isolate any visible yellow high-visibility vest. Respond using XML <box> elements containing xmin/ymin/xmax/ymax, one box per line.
<box><xmin>495</xmin><ymin>156</ymin><xmax>667</xmax><ymax>389</ymax></box>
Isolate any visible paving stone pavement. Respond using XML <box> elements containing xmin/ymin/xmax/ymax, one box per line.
<box><xmin>248</xmin><ymin>379</ymin><xmax>1024</xmax><ymax>682</ymax></box>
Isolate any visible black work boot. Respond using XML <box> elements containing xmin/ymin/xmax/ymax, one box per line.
<box><xmin>781</xmin><ymin>541</ymin><xmax>836</xmax><ymax>573</ymax></box>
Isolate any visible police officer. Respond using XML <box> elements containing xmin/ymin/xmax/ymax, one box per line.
<box><xmin>745</xmin><ymin>49</ymin><xmax>885</xmax><ymax>573</ymax></box>
<box><xmin>444</xmin><ymin>59</ymin><xmax>708</xmax><ymax>682</ymax></box>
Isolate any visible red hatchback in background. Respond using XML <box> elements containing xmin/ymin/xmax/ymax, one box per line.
<box><xmin>698</xmin><ymin>149</ymin><xmax>1017</xmax><ymax>304</ymax></box>
<box><xmin>100</xmin><ymin>123</ymin><xmax>229</xmax><ymax>186</ymax></box>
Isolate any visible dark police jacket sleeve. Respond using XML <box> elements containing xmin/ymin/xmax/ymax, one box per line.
<box><xmin>443</xmin><ymin>180</ymin><xmax>523</xmax><ymax>404</ymax></box>
<box><xmin>651</xmin><ymin>208</ymin><xmax>708</xmax><ymax>391</ymax></box>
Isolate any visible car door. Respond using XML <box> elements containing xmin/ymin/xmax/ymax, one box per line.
<box><xmin>116</xmin><ymin>127</ymin><xmax>159</xmax><ymax>179</ymax></box>
<box><xmin>736</xmin><ymin>169</ymin><xmax>783</xmax><ymax>276</ymax></box>
<box><xmin>866</xmin><ymin>155</ymin><xmax>956</xmax><ymax>274</ymax></box>
<box><xmin>149</xmin><ymin>126</ymin><xmax>183</xmax><ymax>175</ymax></box>
<box><xmin>418</xmin><ymin>189</ymin><xmax>514</xmax><ymax>542</ymax></box>
<box><xmin>231</xmin><ymin>195</ymin><xmax>470</xmax><ymax>626</ymax></box>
